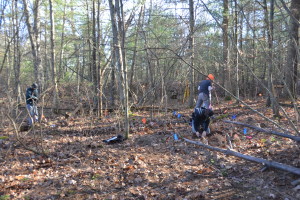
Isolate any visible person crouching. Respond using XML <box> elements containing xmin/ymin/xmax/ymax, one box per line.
<box><xmin>191</xmin><ymin>107</ymin><xmax>213</xmax><ymax>137</ymax></box>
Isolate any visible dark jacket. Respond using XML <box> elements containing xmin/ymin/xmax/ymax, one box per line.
<box><xmin>26</xmin><ymin>87</ymin><xmax>38</xmax><ymax>105</ymax></box>
<box><xmin>198</xmin><ymin>80</ymin><xmax>212</xmax><ymax>95</ymax></box>
<box><xmin>192</xmin><ymin>107</ymin><xmax>213</xmax><ymax>133</ymax></box>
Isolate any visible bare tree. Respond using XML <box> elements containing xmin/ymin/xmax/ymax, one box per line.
<box><xmin>92</xmin><ymin>0</ymin><xmax>98</xmax><ymax>114</ymax></box>
<box><xmin>108</xmin><ymin>0</ymin><xmax>129</xmax><ymax>139</ymax></box>
<box><xmin>12</xmin><ymin>0</ymin><xmax>21</xmax><ymax>104</ymax></box>
<box><xmin>222</xmin><ymin>0</ymin><xmax>230</xmax><ymax>97</ymax></box>
<box><xmin>286</xmin><ymin>0</ymin><xmax>300</xmax><ymax>98</ymax></box>
<box><xmin>49</xmin><ymin>0</ymin><xmax>59</xmax><ymax>110</ymax></box>
<box><xmin>22</xmin><ymin>0</ymin><xmax>42</xmax><ymax>88</ymax></box>
<box><xmin>233</xmin><ymin>0</ymin><xmax>239</xmax><ymax>100</ymax></box>
<box><xmin>188</xmin><ymin>0</ymin><xmax>195</xmax><ymax>107</ymax></box>
<box><xmin>129</xmin><ymin>6</ymin><xmax>144</xmax><ymax>89</ymax></box>
<box><xmin>262</xmin><ymin>0</ymin><xmax>279</xmax><ymax>117</ymax></box>
<box><xmin>58</xmin><ymin>0</ymin><xmax>67</xmax><ymax>80</ymax></box>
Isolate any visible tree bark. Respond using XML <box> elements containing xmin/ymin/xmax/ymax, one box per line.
<box><xmin>22</xmin><ymin>0</ymin><xmax>42</xmax><ymax>89</ymax></box>
<box><xmin>286</xmin><ymin>0</ymin><xmax>300</xmax><ymax>98</ymax></box>
<box><xmin>188</xmin><ymin>0</ymin><xmax>195</xmax><ymax>107</ymax></box>
<box><xmin>58</xmin><ymin>0</ymin><xmax>66</xmax><ymax>80</ymax></box>
<box><xmin>233</xmin><ymin>0</ymin><xmax>239</xmax><ymax>100</ymax></box>
<box><xmin>129</xmin><ymin>6</ymin><xmax>143</xmax><ymax>89</ymax></box>
<box><xmin>92</xmin><ymin>0</ymin><xmax>99</xmax><ymax>115</ymax></box>
<box><xmin>108</xmin><ymin>0</ymin><xmax>129</xmax><ymax>138</ymax></box>
<box><xmin>97</xmin><ymin>0</ymin><xmax>102</xmax><ymax>117</ymax></box>
<box><xmin>263</xmin><ymin>0</ymin><xmax>279</xmax><ymax>117</ymax></box>
<box><xmin>222</xmin><ymin>0</ymin><xmax>230</xmax><ymax>97</ymax></box>
<box><xmin>49</xmin><ymin>0</ymin><xmax>59</xmax><ymax>111</ymax></box>
<box><xmin>12</xmin><ymin>0</ymin><xmax>21</xmax><ymax>104</ymax></box>
<box><xmin>119</xmin><ymin>0</ymin><xmax>130</xmax><ymax>137</ymax></box>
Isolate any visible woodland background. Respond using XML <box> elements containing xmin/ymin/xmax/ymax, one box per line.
<box><xmin>0</xmin><ymin>0</ymin><xmax>299</xmax><ymax>117</ymax></box>
<box><xmin>0</xmin><ymin>0</ymin><xmax>300</xmax><ymax>199</ymax></box>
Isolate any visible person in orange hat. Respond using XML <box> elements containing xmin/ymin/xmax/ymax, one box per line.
<box><xmin>192</xmin><ymin>74</ymin><xmax>214</xmax><ymax>137</ymax></box>
<box><xmin>195</xmin><ymin>74</ymin><xmax>214</xmax><ymax>109</ymax></box>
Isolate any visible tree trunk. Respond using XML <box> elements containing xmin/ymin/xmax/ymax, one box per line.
<box><xmin>33</xmin><ymin>0</ymin><xmax>42</xmax><ymax>89</ymax></box>
<box><xmin>110</xmin><ymin>51</ymin><xmax>116</xmax><ymax>108</ymax></box>
<box><xmin>92</xmin><ymin>0</ymin><xmax>98</xmax><ymax>115</ymax></box>
<box><xmin>118</xmin><ymin>0</ymin><xmax>130</xmax><ymax>137</ymax></box>
<box><xmin>12</xmin><ymin>0</ymin><xmax>21</xmax><ymax>104</ymax></box>
<box><xmin>234</xmin><ymin>0</ymin><xmax>239</xmax><ymax>100</ymax></box>
<box><xmin>22</xmin><ymin>0</ymin><xmax>42</xmax><ymax>89</ymax></box>
<box><xmin>70</xmin><ymin>6</ymin><xmax>81</xmax><ymax>94</ymax></box>
<box><xmin>49</xmin><ymin>0</ymin><xmax>59</xmax><ymax>111</ymax></box>
<box><xmin>129</xmin><ymin>6</ymin><xmax>143</xmax><ymax>89</ymax></box>
<box><xmin>97</xmin><ymin>0</ymin><xmax>102</xmax><ymax>117</ymax></box>
<box><xmin>43</xmin><ymin>28</ymin><xmax>50</xmax><ymax>88</ymax></box>
<box><xmin>263</xmin><ymin>0</ymin><xmax>279</xmax><ymax>116</ymax></box>
<box><xmin>86</xmin><ymin>1</ymin><xmax>92</xmax><ymax>82</ymax></box>
<box><xmin>58</xmin><ymin>0</ymin><xmax>66</xmax><ymax>80</ymax></box>
<box><xmin>188</xmin><ymin>0</ymin><xmax>195</xmax><ymax>108</ymax></box>
<box><xmin>222</xmin><ymin>0</ymin><xmax>230</xmax><ymax>97</ymax></box>
<box><xmin>108</xmin><ymin>0</ymin><xmax>129</xmax><ymax>139</ymax></box>
<box><xmin>286</xmin><ymin>0</ymin><xmax>300</xmax><ymax>98</ymax></box>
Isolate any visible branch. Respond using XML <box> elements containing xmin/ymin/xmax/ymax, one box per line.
<box><xmin>6</xmin><ymin>114</ymin><xmax>47</xmax><ymax>156</ymax></box>
<box><xmin>223</xmin><ymin>120</ymin><xmax>300</xmax><ymax>142</ymax></box>
<box><xmin>278</xmin><ymin>0</ymin><xmax>300</xmax><ymax>26</ymax></box>
<box><xmin>184</xmin><ymin>138</ymin><xmax>300</xmax><ymax>175</ymax></box>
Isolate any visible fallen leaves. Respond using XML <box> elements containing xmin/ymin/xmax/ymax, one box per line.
<box><xmin>123</xmin><ymin>165</ymin><xmax>135</xmax><ymax>171</ymax></box>
<box><xmin>196</xmin><ymin>167</ymin><xmax>213</xmax><ymax>174</ymax></box>
<box><xmin>1</xmin><ymin>100</ymin><xmax>300</xmax><ymax>199</ymax></box>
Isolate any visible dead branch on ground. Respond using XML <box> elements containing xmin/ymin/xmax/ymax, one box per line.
<box><xmin>184</xmin><ymin>137</ymin><xmax>300</xmax><ymax>176</ymax></box>
<box><xmin>224</xmin><ymin>120</ymin><xmax>300</xmax><ymax>142</ymax></box>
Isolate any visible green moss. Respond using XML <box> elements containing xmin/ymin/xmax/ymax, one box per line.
<box><xmin>0</xmin><ymin>195</ymin><xmax>10</xmax><ymax>200</ymax></box>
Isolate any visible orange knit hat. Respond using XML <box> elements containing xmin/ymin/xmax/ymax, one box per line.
<box><xmin>207</xmin><ymin>74</ymin><xmax>214</xmax><ymax>80</ymax></box>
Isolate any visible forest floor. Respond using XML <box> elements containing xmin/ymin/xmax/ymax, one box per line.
<box><xmin>0</xmin><ymin>98</ymin><xmax>300</xmax><ymax>200</ymax></box>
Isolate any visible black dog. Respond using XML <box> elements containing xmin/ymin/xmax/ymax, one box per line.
<box><xmin>191</xmin><ymin>107</ymin><xmax>214</xmax><ymax>137</ymax></box>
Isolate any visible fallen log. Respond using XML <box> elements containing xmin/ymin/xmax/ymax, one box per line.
<box><xmin>130</xmin><ymin>105</ymin><xmax>174</xmax><ymax>112</ymax></box>
<box><xmin>279</xmin><ymin>103</ymin><xmax>300</xmax><ymax>108</ymax></box>
<box><xmin>224</xmin><ymin>120</ymin><xmax>300</xmax><ymax>142</ymax></box>
<box><xmin>18</xmin><ymin>106</ymin><xmax>74</xmax><ymax>111</ymax></box>
<box><xmin>184</xmin><ymin>138</ymin><xmax>300</xmax><ymax>176</ymax></box>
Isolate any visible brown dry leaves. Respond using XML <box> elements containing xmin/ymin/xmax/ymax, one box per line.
<box><xmin>1</xmin><ymin>100</ymin><xmax>300</xmax><ymax>199</ymax></box>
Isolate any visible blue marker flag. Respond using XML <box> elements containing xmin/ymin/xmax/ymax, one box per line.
<box><xmin>232</xmin><ymin>115</ymin><xmax>237</xmax><ymax>120</ymax></box>
<box><xmin>173</xmin><ymin>133</ymin><xmax>178</xmax><ymax>141</ymax></box>
<box><xmin>177</xmin><ymin>114</ymin><xmax>182</xmax><ymax>118</ymax></box>
<box><xmin>243</xmin><ymin>128</ymin><xmax>247</xmax><ymax>135</ymax></box>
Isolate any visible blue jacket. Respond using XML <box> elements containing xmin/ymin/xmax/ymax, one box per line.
<box><xmin>26</xmin><ymin>87</ymin><xmax>38</xmax><ymax>105</ymax></box>
<box><xmin>198</xmin><ymin>80</ymin><xmax>212</xmax><ymax>95</ymax></box>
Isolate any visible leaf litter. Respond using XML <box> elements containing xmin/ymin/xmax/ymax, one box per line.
<box><xmin>0</xmin><ymin>100</ymin><xmax>300</xmax><ymax>199</ymax></box>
